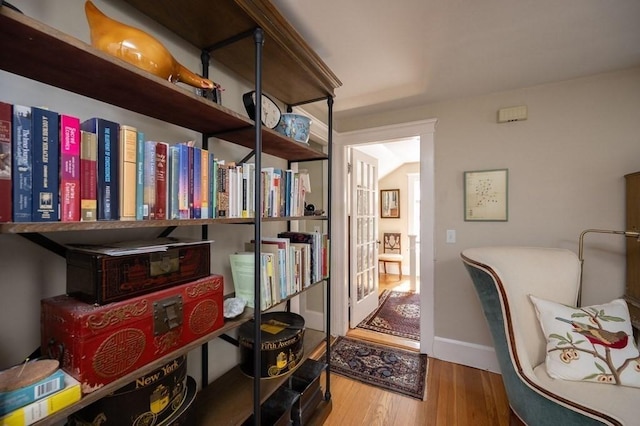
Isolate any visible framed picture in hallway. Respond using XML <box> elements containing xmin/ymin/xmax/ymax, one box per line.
<box><xmin>380</xmin><ymin>189</ymin><xmax>400</xmax><ymax>218</ymax></box>
<box><xmin>464</xmin><ymin>168</ymin><xmax>508</xmax><ymax>221</ymax></box>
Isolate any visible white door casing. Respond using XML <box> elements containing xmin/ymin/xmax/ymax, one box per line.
<box><xmin>332</xmin><ymin>118</ymin><xmax>437</xmax><ymax>355</ymax></box>
<box><xmin>349</xmin><ymin>148</ymin><xmax>379</xmax><ymax>328</ymax></box>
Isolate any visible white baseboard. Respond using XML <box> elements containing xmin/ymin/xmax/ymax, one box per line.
<box><xmin>432</xmin><ymin>337</ymin><xmax>501</xmax><ymax>374</ymax></box>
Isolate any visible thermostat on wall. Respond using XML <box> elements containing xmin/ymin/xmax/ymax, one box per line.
<box><xmin>497</xmin><ymin>105</ymin><xmax>527</xmax><ymax>123</ymax></box>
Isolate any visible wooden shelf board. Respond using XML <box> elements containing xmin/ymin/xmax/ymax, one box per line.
<box><xmin>33</xmin><ymin>310</ymin><xmax>254</xmax><ymax>425</ymax></box>
<box><xmin>123</xmin><ymin>0</ymin><xmax>341</xmax><ymax>106</ymax></box>
<box><xmin>194</xmin><ymin>328</ymin><xmax>325</xmax><ymax>425</ymax></box>
<box><xmin>0</xmin><ymin>7</ymin><xmax>327</xmax><ymax>161</ymax></box>
<box><xmin>0</xmin><ymin>216</ymin><xmax>327</xmax><ymax>234</ymax></box>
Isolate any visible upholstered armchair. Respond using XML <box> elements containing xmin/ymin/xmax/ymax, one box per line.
<box><xmin>461</xmin><ymin>246</ymin><xmax>637</xmax><ymax>425</ymax></box>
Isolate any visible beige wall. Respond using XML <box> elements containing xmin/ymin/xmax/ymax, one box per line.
<box><xmin>339</xmin><ymin>67</ymin><xmax>640</xmax><ymax>348</ymax></box>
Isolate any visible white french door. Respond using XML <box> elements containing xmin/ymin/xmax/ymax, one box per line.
<box><xmin>349</xmin><ymin>148</ymin><xmax>379</xmax><ymax>328</ymax></box>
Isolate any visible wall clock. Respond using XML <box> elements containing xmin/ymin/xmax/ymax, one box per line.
<box><xmin>242</xmin><ymin>91</ymin><xmax>282</xmax><ymax>129</ymax></box>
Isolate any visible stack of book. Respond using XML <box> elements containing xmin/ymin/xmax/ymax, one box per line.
<box><xmin>0</xmin><ymin>360</ymin><xmax>81</xmax><ymax>426</ymax></box>
<box><xmin>0</xmin><ymin>100</ymin><xmax>313</xmax><ymax>224</ymax></box>
<box><xmin>229</xmin><ymin>231</ymin><xmax>329</xmax><ymax>310</ymax></box>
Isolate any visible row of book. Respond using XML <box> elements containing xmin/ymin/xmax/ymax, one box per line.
<box><xmin>229</xmin><ymin>231</ymin><xmax>329</xmax><ymax>310</ymax></box>
<box><xmin>0</xmin><ymin>367</ymin><xmax>81</xmax><ymax>426</ymax></box>
<box><xmin>0</xmin><ymin>100</ymin><xmax>312</xmax><ymax>223</ymax></box>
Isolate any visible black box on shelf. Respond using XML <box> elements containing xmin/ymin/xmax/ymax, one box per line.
<box><xmin>288</xmin><ymin>358</ymin><xmax>326</xmax><ymax>426</ymax></box>
<box><xmin>242</xmin><ymin>386</ymin><xmax>300</xmax><ymax>426</ymax></box>
<box><xmin>66</xmin><ymin>239</ymin><xmax>211</xmax><ymax>304</ymax></box>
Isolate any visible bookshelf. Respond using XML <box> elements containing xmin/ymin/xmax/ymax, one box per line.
<box><xmin>0</xmin><ymin>2</ymin><xmax>339</xmax><ymax>425</ymax></box>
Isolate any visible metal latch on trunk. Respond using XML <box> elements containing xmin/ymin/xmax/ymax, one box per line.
<box><xmin>153</xmin><ymin>295</ymin><xmax>183</xmax><ymax>335</ymax></box>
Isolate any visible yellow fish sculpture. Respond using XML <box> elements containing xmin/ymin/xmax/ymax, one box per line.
<box><xmin>85</xmin><ymin>1</ymin><xmax>215</xmax><ymax>90</ymax></box>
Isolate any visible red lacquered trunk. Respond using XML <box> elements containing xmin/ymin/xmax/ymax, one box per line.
<box><xmin>41</xmin><ymin>274</ymin><xmax>223</xmax><ymax>394</ymax></box>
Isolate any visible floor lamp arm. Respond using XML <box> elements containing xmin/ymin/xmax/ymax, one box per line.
<box><xmin>577</xmin><ymin>229</ymin><xmax>640</xmax><ymax>306</ymax></box>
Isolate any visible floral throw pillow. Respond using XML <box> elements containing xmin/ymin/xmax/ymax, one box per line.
<box><xmin>529</xmin><ymin>295</ymin><xmax>640</xmax><ymax>387</ymax></box>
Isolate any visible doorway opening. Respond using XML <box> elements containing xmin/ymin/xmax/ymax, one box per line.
<box><xmin>331</xmin><ymin>119</ymin><xmax>437</xmax><ymax>356</ymax></box>
<box><xmin>348</xmin><ymin>144</ymin><xmax>421</xmax><ymax>351</ymax></box>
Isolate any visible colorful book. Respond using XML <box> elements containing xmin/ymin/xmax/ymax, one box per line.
<box><xmin>119</xmin><ymin>124</ymin><xmax>137</xmax><ymax>221</ymax></box>
<box><xmin>169</xmin><ymin>145</ymin><xmax>180</xmax><ymax>219</ymax></box>
<box><xmin>261</xmin><ymin>237</ymin><xmax>293</xmax><ymax>300</ymax></box>
<box><xmin>201</xmin><ymin>148</ymin><xmax>209</xmax><ymax>219</ymax></box>
<box><xmin>278</xmin><ymin>231</ymin><xmax>323</xmax><ymax>284</ymax></box>
<box><xmin>177</xmin><ymin>143</ymin><xmax>189</xmax><ymax>219</ymax></box>
<box><xmin>216</xmin><ymin>160</ymin><xmax>229</xmax><ymax>217</ymax></box>
<box><xmin>135</xmin><ymin>131</ymin><xmax>145</xmax><ymax>220</ymax></box>
<box><xmin>0</xmin><ymin>371</ymin><xmax>81</xmax><ymax>426</ymax></box>
<box><xmin>291</xmin><ymin>242</ymin><xmax>312</xmax><ymax>289</ymax></box>
<box><xmin>187</xmin><ymin>144</ymin><xmax>194</xmax><ymax>217</ymax></box>
<box><xmin>155</xmin><ymin>141</ymin><xmax>168</xmax><ymax>220</ymax></box>
<box><xmin>0</xmin><ymin>102</ymin><xmax>12</xmax><ymax>222</ymax></box>
<box><xmin>80</xmin><ymin>130</ymin><xmax>98</xmax><ymax>221</ymax></box>
<box><xmin>208</xmin><ymin>153</ymin><xmax>216</xmax><ymax>219</ymax></box>
<box><xmin>192</xmin><ymin>146</ymin><xmax>201</xmax><ymax>219</ymax></box>
<box><xmin>143</xmin><ymin>140</ymin><xmax>156</xmax><ymax>219</ymax></box>
<box><xmin>31</xmin><ymin>107</ymin><xmax>59</xmax><ymax>222</ymax></box>
<box><xmin>60</xmin><ymin>115</ymin><xmax>81</xmax><ymax>222</ymax></box>
<box><xmin>80</xmin><ymin>117</ymin><xmax>119</xmax><ymax>220</ymax></box>
<box><xmin>0</xmin><ymin>368</ymin><xmax>65</xmax><ymax>417</ymax></box>
<box><xmin>12</xmin><ymin>105</ymin><xmax>32</xmax><ymax>222</ymax></box>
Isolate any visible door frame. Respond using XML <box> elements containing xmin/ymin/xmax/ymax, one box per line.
<box><xmin>332</xmin><ymin>118</ymin><xmax>437</xmax><ymax>355</ymax></box>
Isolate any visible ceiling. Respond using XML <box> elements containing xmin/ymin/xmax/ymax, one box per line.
<box><xmin>272</xmin><ymin>0</ymin><xmax>640</xmax><ymax>124</ymax></box>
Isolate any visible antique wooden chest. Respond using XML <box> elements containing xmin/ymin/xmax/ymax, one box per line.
<box><xmin>66</xmin><ymin>241</ymin><xmax>211</xmax><ymax>304</ymax></box>
<box><xmin>41</xmin><ymin>275</ymin><xmax>223</xmax><ymax>393</ymax></box>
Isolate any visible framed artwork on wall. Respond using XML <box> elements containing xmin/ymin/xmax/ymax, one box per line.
<box><xmin>464</xmin><ymin>169</ymin><xmax>508</xmax><ymax>221</ymax></box>
<box><xmin>380</xmin><ymin>189</ymin><xmax>400</xmax><ymax>218</ymax></box>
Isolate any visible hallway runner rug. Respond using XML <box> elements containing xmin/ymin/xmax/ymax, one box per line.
<box><xmin>325</xmin><ymin>336</ymin><xmax>428</xmax><ymax>400</ymax></box>
<box><xmin>356</xmin><ymin>290</ymin><xmax>420</xmax><ymax>341</ymax></box>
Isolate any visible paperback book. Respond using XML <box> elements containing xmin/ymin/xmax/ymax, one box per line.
<box><xmin>12</xmin><ymin>105</ymin><xmax>32</xmax><ymax>222</ymax></box>
<box><xmin>31</xmin><ymin>107</ymin><xmax>59</xmax><ymax>222</ymax></box>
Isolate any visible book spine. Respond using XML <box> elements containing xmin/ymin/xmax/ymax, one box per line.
<box><xmin>80</xmin><ymin>118</ymin><xmax>119</xmax><ymax>220</ymax></box>
<box><xmin>12</xmin><ymin>105</ymin><xmax>32</xmax><ymax>222</ymax></box>
<box><xmin>201</xmin><ymin>148</ymin><xmax>209</xmax><ymax>219</ymax></box>
<box><xmin>208</xmin><ymin>152</ymin><xmax>216</xmax><ymax>219</ymax></box>
<box><xmin>228</xmin><ymin>165</ymin><xmax>236</xmax><ymax>217</ymax></box>
<box><xmin>80</xmin><ymin>131</ymin><xmax>98</xmax><ymax>221</ymax></box>
<box><xmin>187</xmin><ymin>144</ymin><xmax>194</xmax><ymax>217</ymax></box>
<box><xmin>119</xmin><ymin>124</ymin><xmax>137</xmax><ymax>220</ymax></box>
<box><xmin>135</xmin><ymin>131</ymin><xmax>144</xmax><ymax>220</ymax></box>
<box><xmin>242</xmin><ymin>163</ymin><xmax>249</xmax><ymax>218</ymax></box>
<box><xmin>192</xmin><ymin>146</ymin><xmax>201</xmax><ymax>219</ymax></box>
<box><xmin>0</xmin><ymin>373</ymin><xmax>81</xmax><ymax>426</ymax></box>
<box><xmin>155</xmin><ymin>141</ymin><xmax>168</xmax><ymax>220</ymax></box>
<box><xmin>60</xmin><ymin>114</ymin><xmax>80</xmax><ymax>222</ymax></box>
<box><xmin>143</xmin><ymin>140</ymin><xmax>156</xmax><ymax>219</ymax></box>
<box><xmin>0</xmin><ymin>101</ymin><xmax>11</xmax><ymax>222</ymax></box>
<box><xmin>31</xmin><ymin>107</ymin><xmax>59</xmax><ymax>222</ymax></box>
<box><xmin>217</xmin><ymin>162</ymin><xmax>228</xmax><ymax>217</ymax></box>
<box><xmin>169</xmin><ymin>145</ymin><xmax>180</xmax><ymax>219</ymax></box>
<box><xmin>178</xmin><ymin>144</ymin><xmax>189</xmax><ymax>219</ymax></box>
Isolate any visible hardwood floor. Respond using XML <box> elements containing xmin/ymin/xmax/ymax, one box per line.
<box><xmin>315</xmin><ymin>274</ymin><xmax>511</xmax><ymax>425</ymax></box>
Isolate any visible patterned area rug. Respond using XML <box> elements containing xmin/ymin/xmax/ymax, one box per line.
<box><xmin>357</xmin><ymin>290</ymin><xmax>420</xmax><ymax>340</ymax></box>
<box><xmin>325</xmin><ymin>336</ymin><xmax>428</xmax><ymax>400</ymax></box>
